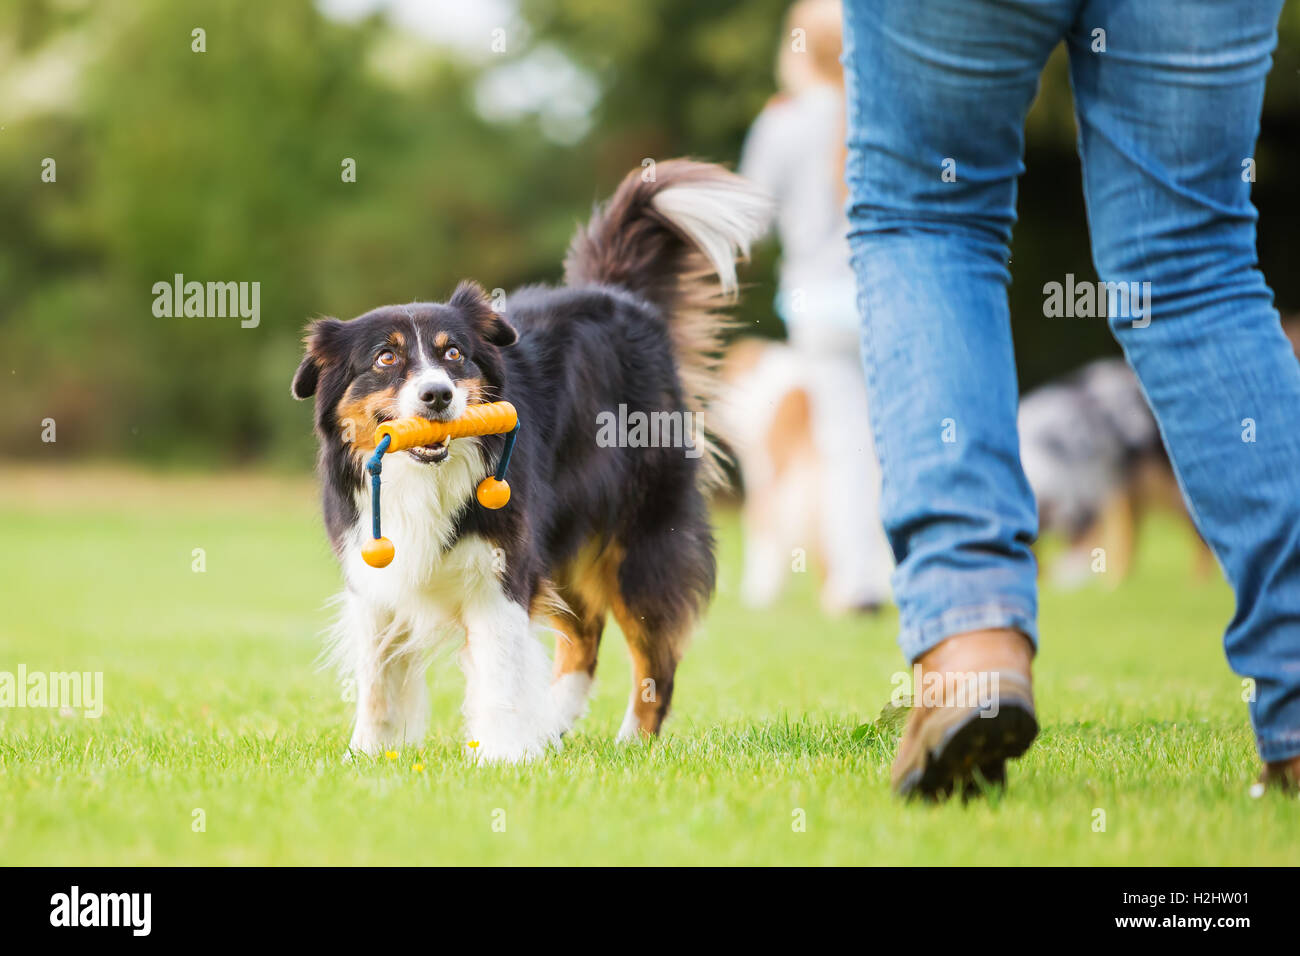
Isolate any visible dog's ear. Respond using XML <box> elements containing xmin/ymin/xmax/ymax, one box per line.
<box><xmin>291</xmin><ymin>353</ymin><xmax>320</xmax><ymax>400</ymax></box>
<box><xmin>449</xmin><ymin>280</ymin><xmax>518</xmax><ymax>348</ymax></box>
<box><xmin>291</xmin><ymin>317</ymin><xmax>346</xmax><ymax>400</ymax></box>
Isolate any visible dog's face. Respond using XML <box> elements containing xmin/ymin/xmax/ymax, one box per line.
<box><xmin>292</xmin><ymin>281</ymin><xmax>517</xmax><ymax>466</ymax></box>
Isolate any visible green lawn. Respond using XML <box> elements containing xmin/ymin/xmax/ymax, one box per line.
<box><xmin>0</xmin><ymin>465</ymin><xmax>1295</xmax><ymax>866</ymax></box>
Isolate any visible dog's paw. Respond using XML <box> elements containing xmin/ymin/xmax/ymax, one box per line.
<box><xmin>550</xmin><ymin>672</ymin><xmax>593</xmax><ymax>735</ymax></box>
<box><xmin>346</xmin><ymin>728</ymin><xmax>389</xmax><ymax>759</ymax></box>
<box><xmin>615</xmin><ymin>703</ymin><xmax>649</xmax><ymax>744</ymax></box>
<box><xmin>468</xmin><ymin>730</ymin><xmax>559</xmax><ymax>765</ymax></box>
<box><xmin>466</xmin><ymin>739</ymin><xmax>541</xmax><ymax>766</ymax></box>
<box><xmin>465</xmin><ymin>718</ymin><xmax>559</xmax><ymax>766</ymax></box>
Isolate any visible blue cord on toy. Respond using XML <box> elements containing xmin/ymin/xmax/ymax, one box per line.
<box><xmin>364</xmin><ymin>424</ymin><xmax>516</xmax><ymax>542</ymax></box>
<box><xmin>495</xmin><ymin>423</ymin><xmax>519</xmax><ymax>480</ymax></box>
<box><xmin>365</xmin><ymin>432</ymin><xmax>391</xmax><ymax>540</ymax></box>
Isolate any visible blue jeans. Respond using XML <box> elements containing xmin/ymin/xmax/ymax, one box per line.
<box><xmin>842</xmin><ymin>0</ymin><xmax>1300</xmax><ymax>762</ymax></box>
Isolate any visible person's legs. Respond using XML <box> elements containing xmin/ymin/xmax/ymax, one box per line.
<box><xmin>842</xmin><ymin>0</ymin><xmax>1076</xmax><ymax>796</ymax></box>
<box><xmin>843</xmin><ymin>0</ymin><xmax>1072</xmax><ymax>660</ymax></box>
<box><xmin>1068</xmin><ymin>0</ymin><xmax>1300</xmax><ymax>772</ymax></box>
<box><xmin>791</xmin><ymin>323</ymin><xmax>893</xmax><ymax>612</ymax></box>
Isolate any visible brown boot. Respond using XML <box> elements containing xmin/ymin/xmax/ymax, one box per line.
<box><xmin>891</xmin><ymin>628</ymin><xmax>1037</xmax><ymax>800</ymax></box>
<box><xmin>1252</xmin><ymin>754</ymin><xmax>1300</xmax><ymax>797</ymax></box>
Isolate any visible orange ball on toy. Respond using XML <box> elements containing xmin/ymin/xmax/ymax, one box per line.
<box><xmin>361</xmin><ymin>536</ymin><xmax>395</xmax><ymax>568</ymax></box>
<box><xmin>476</xmin><ymin>477</ymin><xmax>511</xmax><ymax>510</ymax></box>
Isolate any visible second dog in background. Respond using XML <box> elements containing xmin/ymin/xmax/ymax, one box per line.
<box><xmin>1018</xmin><ymin>358</ymin><xmax>1211</xmax><ymax>587</ymax></box>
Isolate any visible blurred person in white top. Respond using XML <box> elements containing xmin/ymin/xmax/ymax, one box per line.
<box><xmin>736</xmin><ymin>0</ymin><xmax>892</xmax><ymax>612</ymax></box>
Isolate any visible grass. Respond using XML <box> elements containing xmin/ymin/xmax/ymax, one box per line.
<box><xmin>0</xmin><ymin>464</ymin><xmax>1295</xmax><ymax>866</ymax></box>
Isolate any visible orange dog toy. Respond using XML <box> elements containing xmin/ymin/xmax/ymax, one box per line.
<box><xmin>361</xmin><ymin>401</ymin><xmax>519</xmax><ymax>568</ymax></box>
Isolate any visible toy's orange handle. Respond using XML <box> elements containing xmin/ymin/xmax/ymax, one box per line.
<box><xmin>362</xmin><ymin>401</ymin><xmax>518</xmax><ymax>568</ymax></box>
<box><xmin>376</xmin><ymin>401</ymin><xmax>517</xmax><ymax>451</ymax></box>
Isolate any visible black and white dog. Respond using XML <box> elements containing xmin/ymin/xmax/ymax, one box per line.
<box><xmin>1018</xmin><ymin>357</ymin><xmax>1207</xmax><ymax>586</ymax></box>
<box><xmin>291</xmin><ymin>161</ymin><xmax>767</xmax><ymax>762</ymax></box>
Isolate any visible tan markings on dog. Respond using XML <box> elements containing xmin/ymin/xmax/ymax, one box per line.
<box><xmin>609</xmin><ymin>592</ymin><xmax>682</xmax><ymax>737</ymax></box>
<box><xmin>550</xmin><ymin>608</ymin><xmax>602</xmax><ymax>679</ymax></box>
<box><xmin>335</xmin><ymin>384</ymin><xmax>399</xmax><ymax>460</ymax></box>
<box><xmin>766</xmin><ymin>385</ymin><xmax>814</xmax><ymax>480</ymax></box>
<box><xmin>552</xmin><ymin>540</ymin><xmax>620</xmax><ymax>681</ymax></box>
<box><xmin>1073</xmin><ymin>457</ymin><xmax>1214</xmax><ymax>587</ymax></box>
<box><xmin>722</xmin><ymin>337</ymin><xmax>769</xmax><ymax>384</ymax></box>
<box><xmin>529</xmin><ymin>579</ymin><xmax>569</xmax><ymax>622</ymax></box>
<box><xmin>554</xmin><ymin>538</ymin><xmax>682</xmax><ymax>735</ymax></box>
<box><xmin>1093</xmin><ymin>489</ymin><xmax>1137</xmax><ymax>588</ymax></box>
<box><xmin>562</xmin><ymin>540</ymin><xmax>624</xmax><ymax>621</ymax></box>
<box><xmin>457</xmin><ymin>376</ymin><xmax>484</xmax><ymax>404</ymax></box>
<box><xmin>434</xmin><ymin>332</ymin><xmax>449</xmax><ymax>350</ymax></box>
<box><xmin>389</xmin><ymin>331</ymin><xmax>405</xmax><ymax>348</ymax></box>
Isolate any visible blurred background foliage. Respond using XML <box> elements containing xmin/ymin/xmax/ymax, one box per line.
<box><xmin>2</xmin><ymin>0</ymin><xmax>1298</xmax><ymax>466</ymax></box>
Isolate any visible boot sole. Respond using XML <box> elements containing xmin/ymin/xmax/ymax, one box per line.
<box><xmin>897</xmin><ymin>700</ymin><xmax>1038</xmax><ymax>801</ymax></box>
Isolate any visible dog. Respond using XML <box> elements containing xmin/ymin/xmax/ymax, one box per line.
<box><xmin>1017</xmin><ymin>357</ymin><xmax>1210</xmax><ymax>587</ymax></box>
<box><xmin>717</xmin><ymin>337</ymin><xmax>892</xmax><ymax>614</ymax></box>
<box><xmin>291</xmin><ymin>160</ymin><xmax>768</xmax><ymax>763</ymax></box>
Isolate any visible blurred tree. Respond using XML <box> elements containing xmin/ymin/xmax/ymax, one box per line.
<box><xmin>1</xmin><ymin>0</ymin><xmax>1297</xmax><ymax>463</ymax></box>
<box><xmin>2</xmin><ymin>0</ymin><xmax>591</xmax><ymax>463</ymax></box>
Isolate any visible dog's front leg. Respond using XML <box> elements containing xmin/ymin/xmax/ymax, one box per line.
<box><xmin>459</xmin><ymin>590</ymin><xmax>559</xmax><ymax>764</ymax></box>
<box><xmin>340</xmin><ymin>593</ymin><xmax>429</xmax><ymax>756</ymax></box>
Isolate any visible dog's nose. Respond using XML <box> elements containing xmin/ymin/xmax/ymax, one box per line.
<box><xmin>419</xmin><ymin>384</ymin><xmax>454</xmax><ymax>412</ymax></box>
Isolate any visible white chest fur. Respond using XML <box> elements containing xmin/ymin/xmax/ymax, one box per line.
<box><xmin>343</xmin><ymin>436</ymin><xmax>490</xmax><ymax>607</ymax></box>
<box><xmin>331</xmin><ymin>436</ymin><xmax>560</xmax><ymax>761</ymax></box>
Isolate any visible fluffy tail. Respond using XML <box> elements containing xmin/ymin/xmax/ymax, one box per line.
<box><xmin>563</xmin><ymin>159</ymin><xmax>771</xmax><ymax>487</ymax></box>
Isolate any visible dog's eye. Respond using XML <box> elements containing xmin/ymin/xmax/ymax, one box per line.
<box><xmin>375</xmin><ymin>350</ymin><xmax>398</xmax><ymax>368</ymax></box>
<box><xmin>444</xmin><ymin>347</ymin><xmax>462</xmax><ymax>362</ymax></box>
